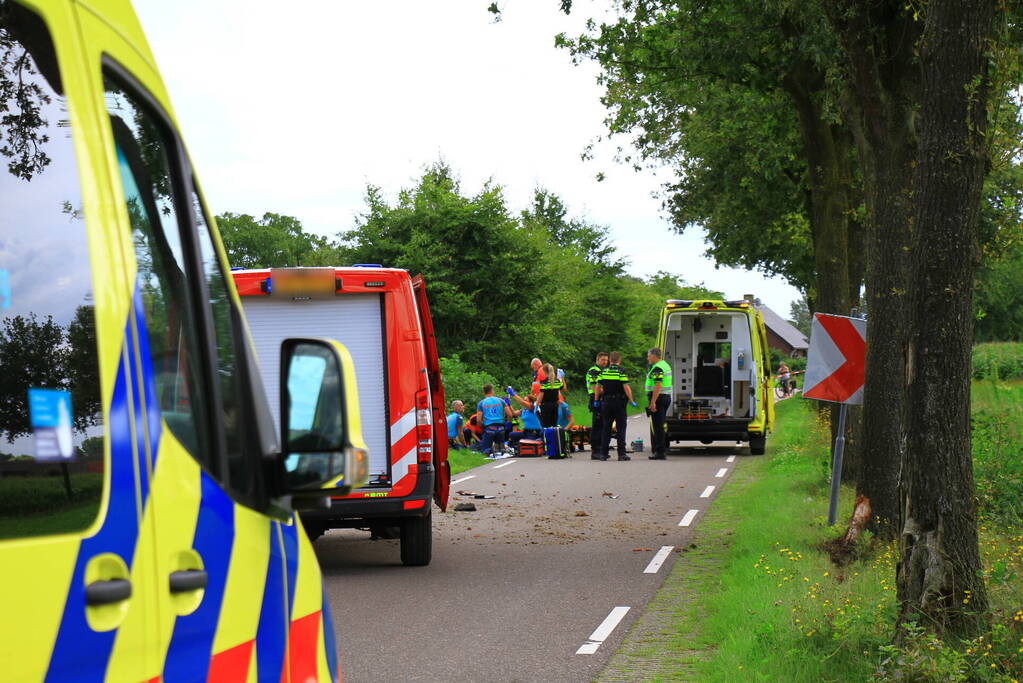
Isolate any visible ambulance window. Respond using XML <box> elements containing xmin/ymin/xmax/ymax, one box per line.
<box><xmin>104</xmin><ymin>78</ymin><xmax>212</xmax><ymax>464</ymax></box>
<box><xmin>191</xmin><ymin>193</ymin><xmax>250</xmax><ymax>497</ymax></box>
<box><xmin>0</xmin><ymin>1</ymin><xmax>103</xmax><ymax>540</ymax></box>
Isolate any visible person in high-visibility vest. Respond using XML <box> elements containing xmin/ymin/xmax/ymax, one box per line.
<box><xmin>593</xmin><ymin>351</ymin><xmax>636</xmax><ymax>461</ymax></box>
<box><xmin>586</xmin><ymin>352</ymin><xmax>609</xmax><ymax>458</ymax></box>
<box><xmin>645</xmin><ymin>347</ymin><xmax>673</xmax><ymax>459</ymax></box>
<box><xmin>538</xmin><ymin>362</ymin><xmax>564</xmax><ymax>428</ymax></box>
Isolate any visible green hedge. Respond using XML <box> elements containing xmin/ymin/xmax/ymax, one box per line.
<box><xmin>972</xmin><ymin>342</ymin><xmax>1023</xmax><ymax>380</ymax></box>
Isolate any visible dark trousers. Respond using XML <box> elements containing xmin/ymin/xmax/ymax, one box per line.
<box><xmin>539</xmin><ymin>401</ymin><xmax>559</xmax><ymax>428</ymax></box>
<box><xmin>589</xmin><ymin>397</ymin><xmax>603</xmax><ymax>451</ymax></box>
<box><xmin>478</xmin><ymin>424</ymin><xmax>505</xmax><ymax>454</ymax></box>
<box><xmin>600</xmin><ymin>397</ymin><xmax>628</xmax><ymax>457</ymax></box>
<box><xmin>648</xmin><ymin>392</ymin><xmax>671</xmax><ymax>456</ymax></box>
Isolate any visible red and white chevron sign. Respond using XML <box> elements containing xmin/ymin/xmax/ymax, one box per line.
<box><xmin>802</xmin><ymin>313</ymin><xmax>867</xmax><ymax>405</ymax></box>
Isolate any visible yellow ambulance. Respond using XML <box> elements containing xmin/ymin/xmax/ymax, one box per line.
<box><xmin>655</xmin><ymin>298</ymin><xmax>775</xmax><ymax>454</ymax></box>
<box><xmin>0</xmin><ymin>0</ymin><xmax>366</xmax><ymax>679</ymax></box>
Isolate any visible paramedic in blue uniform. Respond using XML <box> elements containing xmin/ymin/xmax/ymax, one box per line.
<box><xmin>447</xmin><ymin>400</ymin><xmax>466</xmax><ymax>450</ymax></box>
<box><xmin>586</xmin><ymin>352</ymin><xmax>609</xmax><ymax>457</ymax></box>
<box><xmin>476</xmin><ymin>384</ymin><xmax>512</xmax><ymax>455</ymax></box>
<box><xmin>593</xmin><ymin>351</ymin><xmax>636</xmax><ymax>461</ymax></box>
<box><xmin>507</xmin><ymin>392</ymin><xmax>543</xmax><ymax>448</ymax></box>
<box><xmin>645</xmin><ymin>347</ymin><xmax>673</xmax><ymax>460</ymax></box>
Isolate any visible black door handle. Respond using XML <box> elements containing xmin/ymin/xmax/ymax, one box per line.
<box><xmin>85</xmin><ymin>578</ymin><xmax>132</xmax><ymax>606</ymax></box>
<box><xmin>169</xmin><ymin>569</ymin><xmax>208</xmax><ymax>593</ymax></box>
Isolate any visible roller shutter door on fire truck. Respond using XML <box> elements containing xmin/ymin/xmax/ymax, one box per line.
<box><xmin>241</xmin><ymin>294</ymin><xmax>390</xmax><ymax>478</ymax></box>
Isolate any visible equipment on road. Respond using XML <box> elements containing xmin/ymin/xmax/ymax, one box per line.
<box><xmin>515</xmin><ymin>439</ymin><xmax>545</xmax><ymax>457</ymax></box>
<box><xmin>543</xmin><ymin>427</ymin><xmax>568</xmax><ymax>459</ymax></box>
<box><xmin>654</xmin><ymin>297</ymin><xmax>776</xmax><ymax>455</ymax></box>
<box><xmin>233</xmin><ymin>266</ymin><xmax>450</xmax><ymax>566</ymax></box>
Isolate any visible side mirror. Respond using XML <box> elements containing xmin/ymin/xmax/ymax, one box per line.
<box><xmin>279</xmin><ymin>338</ymin><xmax>370</xmax><ymax>498</ymax></box>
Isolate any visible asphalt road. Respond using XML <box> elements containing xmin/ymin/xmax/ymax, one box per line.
<box><xmin>315</xmin><ymin>412</ymin><xmax>746</xmax><ymax>683</ymax></box>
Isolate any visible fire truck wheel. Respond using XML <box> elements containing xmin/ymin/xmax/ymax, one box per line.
<box><xmin>400</xmin><ymin>511</ymin><xmax>433</xmax><ymax>566</ymax></box>
<box><xmin>749</xmin><ymin>434</ymin><xmax>766</xmax><ymax>456</ymax></box>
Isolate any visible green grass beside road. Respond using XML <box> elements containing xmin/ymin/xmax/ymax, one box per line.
<box><xmin>602</xmin><ymin>393</ymin><xmax>1023</xmax><ymax>682</ymax></box>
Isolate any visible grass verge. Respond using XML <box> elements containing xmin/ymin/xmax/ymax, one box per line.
<box><xmin>601</xmin><ymin>396</ymin><xmax>1023</xmax><ymax>682</ymax></box>
<box><xmin>447</xmin><ymin>448</ymin><xmax>488</xmax><ymax>476</ymax></box>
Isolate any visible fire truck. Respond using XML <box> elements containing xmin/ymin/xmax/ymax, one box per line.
<box><xmin>232</xmin><ymin>266</ymin><xmax>450</xmax><ymax>565</ymax></box>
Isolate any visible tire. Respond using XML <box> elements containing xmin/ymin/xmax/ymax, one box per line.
<box><xmin>749</xmin><ymin>434</ymin><xmax>766</xmax><ymax>456</ymax></box>
<box><xmin>400</xmin><ymin>511</ymin><xmax>433</xmax><ymax>566</ymax></box>
<box><xmin>774</xmin><ymin>386</ymin><xmax>787</xmax><ymax>400</ymax></box>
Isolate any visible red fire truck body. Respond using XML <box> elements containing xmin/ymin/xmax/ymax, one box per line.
<box><xmin>232</xmin><ymin>266</ymin><xmax>450</xmax><ymax>565</ymax></box>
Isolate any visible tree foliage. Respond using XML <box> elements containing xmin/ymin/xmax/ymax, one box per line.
<box><xmin>216</xmin><ymin>212</ymin><xmax>340</xmax><ymax>269</ymax></box>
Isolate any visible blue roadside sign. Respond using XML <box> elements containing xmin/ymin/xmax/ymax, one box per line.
<box><xmin>28</xmin><ymin>388</ymin><xmax>74</xmax><ymax>460</ymax></box>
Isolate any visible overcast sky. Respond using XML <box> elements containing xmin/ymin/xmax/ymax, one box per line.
<box><xmin>133</xmin><ymin>1</ymin><xmax>801</xmax><ymax>315</ymax></box>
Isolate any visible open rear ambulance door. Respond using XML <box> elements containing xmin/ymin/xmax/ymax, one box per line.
<box><xmin>411</xmin><ymin>275</ymin><xmax>449</xmax><ymax>511</ymax></box>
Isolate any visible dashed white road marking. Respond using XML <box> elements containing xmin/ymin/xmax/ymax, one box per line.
<box><xmin>576</xmin><ymin>606</ymin><xmax>631</xmax><ymax>655</ymax></box>
<box><xmin>679</xmin><ymin>509</ymin><xmax>699</xmax><ymax>527</ymax></box>
<box><xmin>700</xmin><ymin>485</ymin><xmax>715</xmax><ymax>498</ymax></box>
<box><xmin>726</xmin><ymin>455</ymin><xmax>736</xmax><ymax>463</ymax></box>
<box><xmin>715</xmin><ymin>468</ymin><xmax>728</xmax><ymax>478</ymax></box>
<box><xmin>450</xmin><ymin>475</ymin><xmax>475</xmax><ymax>485</ymax></box>
<box><xmin>493</xmin><ymin>460</ymin><xmax>516</xmax><ymax>470</ymax></box>
<box><xmin>643</xmin><ymin>546</ymin><xmax>674</xmax><ymax>574</ymax></box>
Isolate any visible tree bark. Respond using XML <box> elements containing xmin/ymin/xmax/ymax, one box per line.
<box><xmin>783</xmin><ymin>59</ymin><xmax>859</xmax><ymax>481</ymax></box>
<box><xmin>828</xmin><ymin>0</ymin><xmax>920</xmax><ymax>540</ymax></box>
<box><xmin>897</xmin><ymin>0</ymin><xmax>994</xmax><ymax>637</ymax></box>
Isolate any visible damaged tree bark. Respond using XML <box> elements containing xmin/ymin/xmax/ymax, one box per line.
<box><xmin>827</xmin><ymin>0</ymin><xmax>920</xmax><ymax>541</ymax></box>
<box><xmin>897</xmin><ymin>0</ymin><xmax>994</xmax><ymax>637</ymax></box>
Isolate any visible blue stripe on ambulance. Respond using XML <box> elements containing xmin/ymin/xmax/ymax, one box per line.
<box><xmin>255</xmin><ymin>523</ymin><xmax>287</xmax><ymax>682</ymax></box>
<box><xmin>282</xmin><ymin>521</ymin><xmax>298</xmax><ymax>614</ymax></box>
<box><xmin>161</xmin><ymin>471</ymin><xmax>235</xmax><ymax>682</ymax></box>
<box><xmin>321</xmin><ymin>586</ymin><xmax>338</xmax><ymax>680</ymax></box>
<box><xmin>45</xmin><ymin>320</ymin><xmax>144</xmax><ymax>681</ymax></box>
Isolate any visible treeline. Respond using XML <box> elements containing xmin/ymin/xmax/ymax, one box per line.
<box><xmin>216</xmin><ymin>162</ymin><xmax>722</xmax><ymax>381</ymax></box>
<box><xmin>549</xmin><ymin>0</ymin><xmax>1023</xmax><ymax>643</ymax></box>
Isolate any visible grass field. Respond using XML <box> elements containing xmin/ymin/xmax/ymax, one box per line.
<box><xmin>608</xmin><ymin>392</ymin><xmax>1023</xmax><ymax>681</ymax></box>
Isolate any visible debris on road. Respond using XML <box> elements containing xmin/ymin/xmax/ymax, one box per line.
<box><xmin>454</xmin><ymin>503</ymin><xmax>477</xmax><ymax>512</ymax></box>
<box><xmin>574</xmin><ymin>511</ymin><xmax>589</xmax><ymax>517</ymax></box>
<box><xmin>602</xmin><ymin>491</ymin><xmax>619</xmax><ymax>499</ymax></box>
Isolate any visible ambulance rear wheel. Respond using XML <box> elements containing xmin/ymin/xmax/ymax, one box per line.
<box><xmin>400</xmin><ymin>511</ymin><xmax>433</xmax><ymax>566</ymax></box>
<box><xmin>749</xmin><ymin>434</ymin><xmax>766</xmax><ymax>456</ymax></box>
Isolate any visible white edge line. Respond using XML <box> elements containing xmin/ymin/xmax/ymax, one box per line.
<box><xmin>679</xmin><ymin>509</ymin><xmax>699</xmax><ymax>527</ymax></box>
<box><xmin>575</xmin><ymin>642</ymin><xmax>601</xmax><ymax>655</ymax></box>
<box><xmin>726</xmin><ymin>455</ymin><xmax>736</xmax><ymax>463</ymax></box>
<box><xmin>716</xmin><ymin>468</ymin><xmax>728</xmax><ymax>478</ymax></box>
<box><xmin>588</xmin><ymin>606</ymin><xmax>630</xmax><ymax>642</ymax></box>
<box><xmin>493</xmin><ymin>460</ymin><xmax>516</xmax><ymax>469</ymax></box>
<box><xmin>700</xmin><ymin>485</ymin><xmax>715</xmax><ymax>498</ymax></box>
<box><xmin>450</xmin><ymin>475</ymin><xmax>475</xmax><ymax>485</ymax></box>
<box><xmin>643</xmin><ymin>546</ymin><xmax>674</xmax><ymax>574</ymax></box>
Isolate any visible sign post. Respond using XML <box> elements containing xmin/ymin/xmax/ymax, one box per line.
<box><xmin>802</xmin><ymin>313</ymin><xmax>866</xmax><ymax>526</ymax></box>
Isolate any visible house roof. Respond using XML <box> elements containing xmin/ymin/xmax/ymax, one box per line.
<box><xmin>756</xmin><ymin>303</ymin><xmax>809</xmax><ymax>350</ymax></box>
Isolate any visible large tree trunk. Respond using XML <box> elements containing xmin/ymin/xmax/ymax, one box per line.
<box><xmin>783</xmin><ymin>61</ymin><xmax>857</xmax><ymax>479</ymax></box>
<box><xmin>897</xmin><ymin>0</ymin><xmax>994</xmax><ymax>637</ymax></box>
<box><xmin>828</xmin><ymin>0</ymin><xmax>920</xmax><ymax>540</ymax></box>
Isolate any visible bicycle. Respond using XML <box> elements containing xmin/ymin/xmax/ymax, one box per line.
<box><xmin>773</xmin><ymin>370</ymin><xmax>804</xmax><ymax>400</ymax></box>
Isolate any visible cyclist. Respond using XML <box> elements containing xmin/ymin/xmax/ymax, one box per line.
<box><xmin>777</xmin><ymin>361</ymin><xmax>793</xmax><ymax>397</ymax></box>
